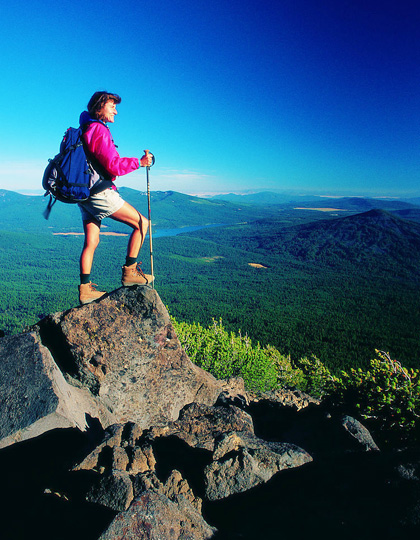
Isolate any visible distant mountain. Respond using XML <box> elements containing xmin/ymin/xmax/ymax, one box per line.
<box><xmin>2</xmin><ymin>187</ymin><xmax>419</xmax><ymax>246</ymax></box>
<box><xmin>392</xmin><ymin>207</ymin><xmax>420</xmax><ymax>224</ymax></box>
<box><xmin>185</xmin><ymin>208</ymin><xmax>420</xmax><ymax>276</ymax></box>
<box><xmin>401</xmin><ymin>197</ymin><xmax>420</xmax><ymax>206</ymax></box>
<box><xmin>320</xmin><ymin>197</ymin><xmax>418</xmax><ymax>212</ymax></box>
<box><xmin>118</xmin><ymin>188</ymin><xmax>279</xmax><ymax>228</ymax></box>
<box><xmin>212</xmin><ymin>192</ymin><xmax>418</xmax><ymax>212</ymax></box>
<box><xmin>253</xmin><ymin>209</ymin><xmax>420</xmax><ymax>272</ymax></box>
<box><xmin>0</xmin><ymin>188</ymin><xmax>279</xmax><ymax>234</ymax></box>
<box><xmin>0</xmin><ymin>189</ymin><xmax>83</xmax><ymax>232</ymax></box>
<box><xmin>210</xmin><ymin>191</ymin><xmax>321</xmax><ymax>205</ymax></box>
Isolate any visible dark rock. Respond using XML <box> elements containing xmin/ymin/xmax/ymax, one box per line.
<box><xmin>98</xmin><ymin>491</ymin><xmax>216</xmax><ymax>540</ymax></box>
<box><xmin>148</xmin><ymin>402</ymin><xmax>255</xmax><ymax>451</ymax></box>
<box><xmin>3</xmin><ymin>284</ymin><xmax>420</xmax><ymax>539</ymax></box>
<box><xmin>391</xmin><ymin>450</ymin><xmax>420</xmax><ymax>527</ymax></box>
<box><xmin>249</xmin><ymin>400</ymin><xmax>379</xmax><ymax>458</ymax></box>
<box><xmin>0</xmin><ymin>427</ymin><xmax>116</xmax><ymax>540</ymax></box>
<box><xmin>164</xmin><ymin>469</ymin><xmax>203</xmax><ymax>512</ymax></box>
<box><xmin>341</xmin><ymin>415</ymin><xmax>380</xmax><ymax>452</ymax></box>
<box><xmin>112</xmin><ymin>446</ymin><xmax>130</xmax><ymax>470</ymax></box>
<box><xmin>249</xmin><ymin>387</ymin><xmax>320</xmax><ymax>411</ymax></box>
<box><xmin>205</xmin><ymin>448</ymin><xmax>420</xmax><ymax>540</ymax></box>
<box><xmin>132</xmin><ymin>470</ymin><xmax>163</xmax><ymax>496</ymax></box>
<box><xmin>36</xmin><ymin>286</ymin><xmax>223</xmax><ymax>429</ymax></box>
<box><xmin>217</xmin><ymin>377</ymin><xmax>249</xmax><ymax>408</ymax></box>
<box><xmin>0</xmin><ymin>330</ymin><xmax>114</xmax><ymax>449</ymax></box>
<box><xmin>73</xmin><ymin>424</ymin><xmax>125</xmax><ymax>472</ymax></box>
<box><xmin>204</xmin><ymin>430</ymin><xmax>312</xmax><ymax>500</ymax></box>
<box><xmin>121</xmin><ymin>421</ymin><xmax>144</xmax><ymax>447</ymax></box>
<box><xmin>127</xmin><ymin>443</ymin><xmax>157</xmax><ymax>475</ymax></box>
<box><xmin>73</xmin><ymin>423</ymin><xmax>156</xmax><ymax>475</ymax></box>
<box><xmin>396</xmin><ymin>462</ymin><xmax>420</xmax><ymax>482</ymax></box>
<box><xmin>132</xmin><ymin>469</ymin><xmax>203</xmax><ymax>512</ymax></box>
<box><xmin>87</xmin><ymin>469</ymin><xmax>134</xmax><ymax>511</ymax></box>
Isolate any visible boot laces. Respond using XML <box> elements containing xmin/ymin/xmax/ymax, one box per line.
<box><xmin>133</xmin><ymin>262</ymin><xmax>146</xmax><ymax>278</ymax></box>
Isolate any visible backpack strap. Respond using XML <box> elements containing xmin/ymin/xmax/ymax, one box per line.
<box><xmin>80</xmin><ymin>120</ymin><xmax>114</xmax><ymax>188</ymax></box>
<box><xmin>43</xmin><ymin>193</ymin><xmax>57</xmax><ymax>220</ymax></box>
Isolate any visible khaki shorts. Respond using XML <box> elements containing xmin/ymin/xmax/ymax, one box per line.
<box><xmin>78</xmin><ymin>187</ymin><xmax>125</xmax><ymax>222</ymax></box>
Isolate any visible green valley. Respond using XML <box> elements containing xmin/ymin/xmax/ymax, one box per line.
<box><xmin>1</xmin><ymin>189</ymin><xmax>420</xmax><ymax>374</ymax></box>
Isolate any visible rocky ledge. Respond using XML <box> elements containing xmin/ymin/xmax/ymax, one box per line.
<box><xmin>0</xmin><ymin>286</ymin><xmax>419</xmax><ymax>539</ymax></box>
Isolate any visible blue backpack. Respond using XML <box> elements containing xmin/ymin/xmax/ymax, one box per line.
<box><xmin>42</xmin><ymin>126</ymin><xmax>94</xmax><ymax>219</ymax></box>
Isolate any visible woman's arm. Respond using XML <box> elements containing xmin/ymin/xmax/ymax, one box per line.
<box><xmin>83</xmin><ymin>122</ymin><xmax>140</xmax><ymax>178</ymax></box>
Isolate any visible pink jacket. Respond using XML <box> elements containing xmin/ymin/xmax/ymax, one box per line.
<box><xmin>80</xmin><ymin>113</ymin><xmax>140</xmax><ymax>181</ymax></box>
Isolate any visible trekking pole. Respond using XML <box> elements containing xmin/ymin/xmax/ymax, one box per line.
<box><xmin>145</xmin><ymin>151</ymin><xmax>155</xmax><ymax>288</ymax></box>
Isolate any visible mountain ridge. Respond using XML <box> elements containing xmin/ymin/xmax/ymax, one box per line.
<box><xmin>2</xmin><ymin>190</ymin><xmax>420</xmax><ymax>369</ymax></box>
<box><xmin>181</xmin><ymin>207</ymin><xmax>420</xmax><ymax>272</ymax></box>
<box><xmin>274</xmin><ymin>208</ymin><xmax>420</xmax><ymax>266</ymax></box>
<box><xmin>210</xmin><ymin>191</ymin><xmax>419</xmax><ymax>211</ymax></box>
<box><xmin>0</xmin><ymin>188</ymin><xmax>280</xmax><ymax>233</ymax></box>
<box><xmin>2</xmin><ymin>188</ymin><xmax>419</xmax><ymax>233</ymax></box>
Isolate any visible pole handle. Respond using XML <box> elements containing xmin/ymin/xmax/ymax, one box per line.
<box><xmin>144</xmin><ymin>150</ymin><xmax>155</xmax><ymax>168</ymax></box>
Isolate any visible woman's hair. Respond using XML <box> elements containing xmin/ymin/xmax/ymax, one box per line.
<box><xmin>87</xmin><ymin>91</ymin><xmax>121</xmax><ymax>118</ymax></box>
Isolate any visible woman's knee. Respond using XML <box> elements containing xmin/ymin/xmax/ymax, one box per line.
<box><xmin>83</xmin><ymin>220</ymin><xmax>101</xmax><ymax>248</ymax></box>
<box><xmin>139</xmin><ymin>214</ymin><xmax>149</xmax><ymax>235</ymax></box>
<box><xmin>84</xmin><ymin>235</ymin><xmax>100</xmax><ymax>251</ymax></box>
<box><xmin>92</xmin><ymin>235</ymin><xmax>101</xmax><ymax>249</ymax></box>
<box><xmin>140</xmin><ymin>214</ymin><xmax>149</xmax><ymax>228</ymax></box>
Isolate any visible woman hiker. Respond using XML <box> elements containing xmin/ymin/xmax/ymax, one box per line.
<box><xmin>77</xmin><ymin>91</ymin><xmax>154</xmax><ymax>305</ymax></box>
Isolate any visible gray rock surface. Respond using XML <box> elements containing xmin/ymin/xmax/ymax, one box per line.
<box><xmin>37</xmin><ymin>286</ymin><xmax>223</xmax><ymax>429</ymax></box>
<box><xmin>87</xmin><ymin>469</ymin><xmax>134</xmax><ymax>511</ymax></box>
<box><xmin>205</xmin><ymin>430</ymin><xmax>313</xmax><ymax>500</ymax></box>
<box><xmin>341</xmin><ymin>415</ymin><xmax>380</xmax><ymax>451</ymax></box>
<box><xmin>0</xmin><ymin>331</ymin><xmax>114</xmax><ymax>449</ymax></box>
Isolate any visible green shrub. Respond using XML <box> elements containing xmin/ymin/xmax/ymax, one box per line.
<box><xmin>294</xmin><ymin>354</ymin><xmax>341</xmax><ymax>398</ymax></box>
<box><xmin>172</xmin><ymin>317</ymin><xmax>301</xmax><ymax>392</ymax></box>
<box><xmin>337</xmin><ymin>350</ymin><xmax>420</xmax><ymax>432</ymax></box>
<box><xmin>172</xmin><ymin>316</ymin><xmax>420</xmax><ymax>437</ymax></box>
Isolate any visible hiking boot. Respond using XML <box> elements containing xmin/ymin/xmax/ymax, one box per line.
<box><xmin>78</xmin><ymin>282</ymin><xmax>106</xmax><ymax>305</ymax></box>
<box><xmin>121</xmin><ymin>262</ymin><xmax>154</xmax><ymax>286</ymax></box>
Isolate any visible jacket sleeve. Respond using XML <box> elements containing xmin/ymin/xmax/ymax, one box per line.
<box><xmin>83</xmin><ymin>122</ymin><xmax>140</xmax><ymax>178</ymax></box>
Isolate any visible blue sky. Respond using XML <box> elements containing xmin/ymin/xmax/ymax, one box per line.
<box><xmin>1</xmin><ymin>0</ymin><xmax>419</xmax><ymax>196</ymax></box>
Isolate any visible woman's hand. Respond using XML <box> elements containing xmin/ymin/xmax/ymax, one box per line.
<box><xmin>140</xmin><ymin>150</ymin><xmax>154</xmax><ymax>167</ymax></box>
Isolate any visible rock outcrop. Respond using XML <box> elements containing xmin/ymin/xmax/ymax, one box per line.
<box><xmin>1</xmin><ymin>284</ymin><xmax>419</xmax><ymax>539</ymax></box>
<box><xmin>36</xmin><ymin>286</ymin><xmax>222</xmax><ymax>429</ymax></box>
<box><xmin>0</xmin><ymin>330</ymin><xmax>114</xmax><ymax>449</ymax></box>
<box><xmin>98</xmin><ymin>491</ymin><xmax>216</xmax><ymax>540</ymax></box>
<box><xmin>147</xmin><ymin>401</ymin><xmax>255</xmax><ymax>451</ymax></box>
<box><xmin>204</xmin><ymin>431</ymin><xmax>312</xmax><ymax>500</ymax></box>
<box><xmin>71</xmin><ymin>401</ymin><xmax>312</xmax><ymax>521</ymax></box>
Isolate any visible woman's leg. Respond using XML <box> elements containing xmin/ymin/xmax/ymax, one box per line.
<box><xmin>110</xmin><ymin>202</ymin><xmax>153</xmax><ymax>285</ymax></box>
<box><xmin>78</xmin><ymin>218</ymin><xmax>106</xmax><ymax>304</ymax></box>
<box><xmin>110</xmin><ymin>202</ymin><xmax>149</xmax><ymax>259</ymax></box>
<box><xmin>80</xmin><ymin>218</ymin><xmax>101</xmax><ymax>276</ymax></box>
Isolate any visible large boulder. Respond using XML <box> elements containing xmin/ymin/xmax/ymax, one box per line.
<box><xmin>98</xmin><ymin>490</ymin><xmax>216</xmax><ymax>540</ymax></box>
<box><xmin>73</xmin><ymin>422</ymin><xmax>155</xmax><ymax>475</ymax></box>
<box><xmin>204</xmin><ymin>430</ymin><xmax>313</xmax><ymax>500</ymax></box>
<box><xmin>0</xmin><ymin>331</ymin><xmax>114</xmax><ymax>449</ymax></box>
<box><xmin>37</xmin><ymin>286</ymin><xmax>222</xmax><ymax>429</ymax></box>
<box><xmin>148</xmin><ymin>402</ymin><xmax>255</xmax><ymax>451</ymax></box>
